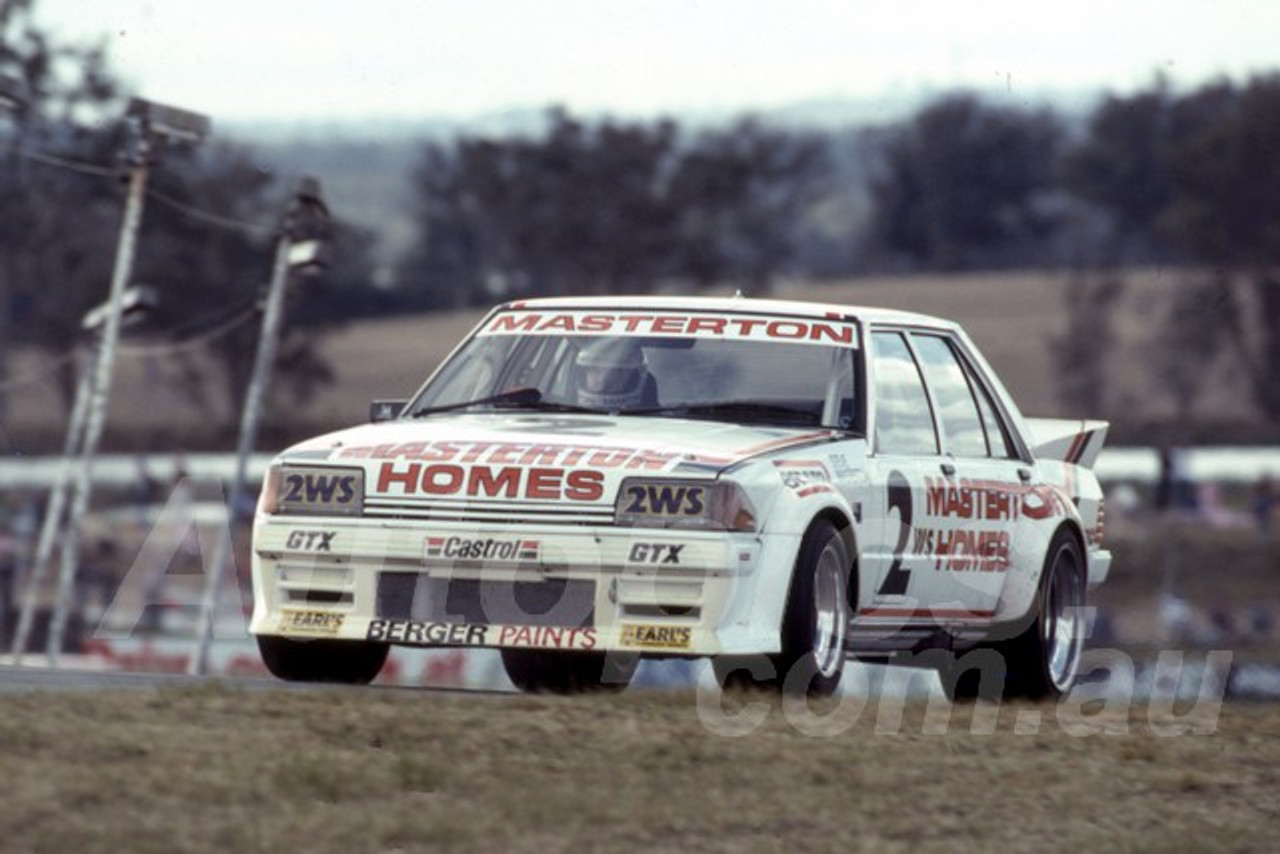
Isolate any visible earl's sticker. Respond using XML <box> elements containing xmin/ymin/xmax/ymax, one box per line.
<box><xmin>280</xmin><ymin>609</ymin><xmax>344</xmax><ymax>636</ymax></box>
<box><xmin>620</xmin><ymin>623</ymin><xmax>693</xmax><ymax>650</ymax></box>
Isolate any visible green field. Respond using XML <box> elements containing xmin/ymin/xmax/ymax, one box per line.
<box><xmin>0</xmin><ymin>684</ymin><xmax>1272</xmax><ymax>853</ymax></box>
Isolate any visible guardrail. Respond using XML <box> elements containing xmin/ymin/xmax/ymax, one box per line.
<box><xmin>0</xmin><ymin>452</ymin><xmax>274</xmax><ymax>489</ymax></box>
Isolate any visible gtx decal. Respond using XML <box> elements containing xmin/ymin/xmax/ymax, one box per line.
<box><xmin>627</xmin><ymin>543</ymin><xmax>685</xmax><ymax>565</ymax></box>
<box><xmin>285</xmin><ymin>530</ymin><xmax>336</xmax><ymax>552</ymax></box>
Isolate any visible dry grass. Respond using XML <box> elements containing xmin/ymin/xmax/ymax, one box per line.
<box><xmin>0</xmin><ymin>684</ymin><xmax>1275</xmax><ymax>853</ymax></box>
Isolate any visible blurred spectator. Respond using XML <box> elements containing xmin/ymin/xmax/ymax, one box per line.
<box><xmin>1158</xmin><ymin>592</ymin><xmax>1197</xmax><ymax>644</ymax></box>
<box><xmin>1248</xmin><ymin>605</ymin><xmax>1274</xmax><ymax>640</ymax></box>
<box><xmin>1155</xmin><ymin>446</ymin><xmax>1198</xmax><ymax>514</ymax></box>
<box><xmin>77</xmin><ymin>540</ymin><xmax>119</xmax><ymax>627</ymax></box>
<box><xmin>0</xmin><ymin>546</ymin><xmax>14</xmax><ymax>647</ymax></box>
<box><xmin>1108</xmin><ymin>482</ymin><xmax>1141</xmax><ymax>517</ymax></box>
<box><xmin>1208</xmin><ymin>607</ymin><xmax>1234</xmax><ymax>643</ymax></box>
<box><xmin>1253</xmin><ymin>474</ymin><xmax>1275</xmax><ymax>535</ymax></box>
<box><xmin>134</xmin><ymin>455</ymin><xmax>161</xmax><ymax>508</ymax></box>
<box><xmin>171</xmin><ymin>454</ymin><xmax>191</xmax><ymax>494</ymax></box>
<box><xmin>1154</xmin><ymin>447</ymin><xmax>1174</xmax><ymax>512</ymax></box>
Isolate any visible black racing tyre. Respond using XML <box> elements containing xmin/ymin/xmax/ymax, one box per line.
<box><xmin>714</xmin><ymin>518</ymin><xmax>851</xmax><ymax>697</ymax></box>
<box><xmin>500</xmin><ymin>649</ymin><xmax>638</xmax><ymax>694</ymax></box>
<box><xmin>939</xmin><ymin>529</ymin><xmax>1086</xmax><ymax>701</ymax></box>
<box><xmin>257</xmin><ymin>635</ymin><xmax>389</xmax><ymax>685</ymax></box>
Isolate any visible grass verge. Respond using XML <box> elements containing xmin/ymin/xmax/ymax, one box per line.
<box><xmin>0</xmin><ymin>683</ymin><xmax>1274</xmax><ymax>853</ymax></box>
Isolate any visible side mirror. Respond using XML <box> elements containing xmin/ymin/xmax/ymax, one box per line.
<box><xmin>370</xmin><ymin>399</ymin><xmax>407</xmax><ymax>423</ymax></box>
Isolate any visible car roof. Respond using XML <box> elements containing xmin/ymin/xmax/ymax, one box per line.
<box><xmin>508</xmin><ymin>294</ymin><xmax>956</xmax><ymax>331</ymax></box>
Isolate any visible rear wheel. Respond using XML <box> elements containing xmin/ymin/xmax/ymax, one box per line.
<box><xmin>714</xmin><ymin>518</ymin><xmax>850</xmax><ymax>697</ymax></box>
<box><xmin>500</xmin><ymin>649</ymin><xmax>638</xmax><ymax>694</ymax></box>
<box><xmin>941</xmin><ymin>529</ymin><xmax>1086</xmax><ymax>701</ymax></box>
<box><xmin>257</xmin><ymin>636</ymin><xmax>389</xmax><ymax>684</ymax></box>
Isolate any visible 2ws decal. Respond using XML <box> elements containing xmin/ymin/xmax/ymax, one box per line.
<box><xmin>620</xmin><ymin>483</ymin><xmax>706</xmax><ymax>517</ymax></box>
<box><xmin>277</xmin><ymin>468</ymin><xmax>362</xmax><ymax>516</ymax></box>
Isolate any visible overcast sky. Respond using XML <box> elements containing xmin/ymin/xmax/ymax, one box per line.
<box><xmin>32</xmin><ymin>0</ymin><xmax>1280</xmax><ymax>124</ymax></box>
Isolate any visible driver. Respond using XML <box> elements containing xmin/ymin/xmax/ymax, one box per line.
<box><xmin>575</xmin><ymin>339</ymin><xmax>652</xmax><ymax>409</ymax></box>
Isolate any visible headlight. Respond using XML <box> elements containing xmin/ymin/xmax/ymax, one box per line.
<box><xmin>615</xmin><ymin>478</ymin><xmax>757</xmax><ymax>531</ymax></box>
<box><xmin>259</xmin><ymin>464</ymin><xmax>364</xmax><ymax>517</ymax></box>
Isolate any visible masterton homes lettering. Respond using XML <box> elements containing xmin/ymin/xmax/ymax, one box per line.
<box><xmin>481</xmin><ymin>312</ymin><xmax>858</xmax><ymax>346</ymax></box>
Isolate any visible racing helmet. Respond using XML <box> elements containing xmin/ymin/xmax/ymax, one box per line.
<box><xmin>575</xmin><ymin>340</ymin><xmax>650</xmax><ymax>409</ymax></box>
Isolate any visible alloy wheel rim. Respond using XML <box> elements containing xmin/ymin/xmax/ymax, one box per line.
<box><xmin>811</xmin><ymin>542</ymin><xmax>847</xmax><ymax>678</ymax></box>
<box><xmin>1043</xmin><ymin>545</ymin><xmax>1084</xmax><ymax>691</ymax></box>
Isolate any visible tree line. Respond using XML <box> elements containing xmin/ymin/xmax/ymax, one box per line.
<box><xmin>3</xmin><ymin>0</ymin><xmax>1279</xmax><ymax>444</ymax></box>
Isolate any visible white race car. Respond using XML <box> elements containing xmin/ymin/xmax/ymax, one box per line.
<box><xmin>250</xmin><ymin>296</ymin><xmax>1109</xmax><ymax>699</ymax></box>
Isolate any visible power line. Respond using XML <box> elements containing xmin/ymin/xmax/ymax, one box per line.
<box><xmin>131</xmin><ymin>294</ymin><xmax>261</xmax><ymax>343</ymax></box>
<box><xmin>17</xmin><ymin>147</ymin><xmax>116</xmax><ymax>178</ymax></box>
<box><xmin>13</xmin><ymin>146</ymin><xmax>276</xmax><ymax>236</ymax></box>
<box><xmin>145</xmin><ymin>187</ymin><xmax>274</xmax><ymax>237</ymax></box>
<box><xmin>0</xmin><ymin>302</ymin><xmax>262</xmax><ymax>391</ymax></box>
<box><xmin>118</xmin><ymin>304</ymin><xmax>261</xmax><ymax>355</ymax></box>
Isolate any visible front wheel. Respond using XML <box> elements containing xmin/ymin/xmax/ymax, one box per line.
<box><xmin>500</xmin><ymin>649</ymin><xmax>638</xmax><ymax>694</ymax></box>
<box><xmin>715</xmin><ymin>518</ymin><xmax>851</xmax><ymax>697</ymax></box>
<box><xmin>257</xmin><ymin>635</ymin><xmax>389</xmax><ymax>684</ymax></box>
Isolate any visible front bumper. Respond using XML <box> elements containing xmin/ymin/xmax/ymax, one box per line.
<box><xmin>250</xmin><ymin>517</ymin><xmax>795</xmax><ymax>656</ymax></box>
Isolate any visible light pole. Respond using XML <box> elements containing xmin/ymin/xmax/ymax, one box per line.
<box><xmin>189</xmin><ymin>177</ymin><xmax>330</xmax><ymax>676</ymax></box>
<box><xmin>44</xmin><ymin>98</ymin><xmax>208</xmax><ymax>664</ymax></box>
<box><xmin>8</xmin><ymin>285</ymin><xmax>160</xmax><ymax>663</ymax></box>
<box><xmin>7</xmin><ymin>340</ymin><xmax>96</xmax><ymax>664</ymax></box>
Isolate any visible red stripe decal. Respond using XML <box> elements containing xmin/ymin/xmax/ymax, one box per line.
<box><xmin>1065</xmin><ymin>430</ymin><xmax>1089</xmax><ymax>464</ymax></box>
<box><xmin>735</xmin><ymin>431</ymin><xmax>836</xmax><ymax>460</ymax></box>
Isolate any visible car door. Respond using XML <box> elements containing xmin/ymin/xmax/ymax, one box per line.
<box><xmin>907</xmin><ymin>332</ymin><xmax>1029</xmax><ymax>619</ymax></box>
<box><xmin>861</xmin><ymin>329</ymin><xmax>944</xmax><ymax>619</ymax></box>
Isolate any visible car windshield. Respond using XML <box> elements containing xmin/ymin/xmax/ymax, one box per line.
<box><xmin>408</xmin><ymin>308</ymin><xmax>862</xmax><ymax>431</ymax></box>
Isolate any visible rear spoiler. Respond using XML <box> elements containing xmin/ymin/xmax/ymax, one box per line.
<box><xmin>1024</xmin><ymin>418</ymin><xmax>1109</xmax><ymax>469</ymax></box>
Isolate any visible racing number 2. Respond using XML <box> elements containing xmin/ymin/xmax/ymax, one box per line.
<box><xmin>876</xmin><ymin>470</ymin><xmax>912</xmax><ymax>596</ymax></box>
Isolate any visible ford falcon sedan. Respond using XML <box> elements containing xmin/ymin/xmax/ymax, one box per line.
<box><xmin>250</xmin><ymin>296</ymin><xmax>1110</xmax><ymax>699</ymax></box>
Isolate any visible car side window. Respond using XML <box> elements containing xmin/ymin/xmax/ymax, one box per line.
<box><xmin>871</xmin><ymin>331</ymin><xmax>938</xmax><ymax>456</ymax></box>
<box><xmin>963</xmin><ymin>355</ymin><xmax>1019</xmax><ymax>460</ymax></box>
<box><xmin>911</xmin><ymin>334</ymin><xmax>988</xmax><ymax>458</ymax></box>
